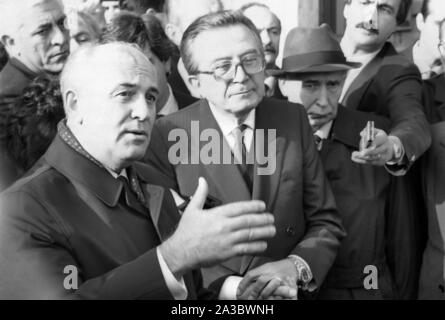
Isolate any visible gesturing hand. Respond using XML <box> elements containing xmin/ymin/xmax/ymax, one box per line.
<box><xmin>352</xmin><ymin>128</ymin><xmax>395</xmax><ymax>166</ymax></box>
<box><xmin>237</xmin><ymin>259</ymin><xmax>298</xmax><ymax>300</ymax></box>
<box><xmin>160</xmin><ymin>178</ymin><xmax>276</xmax><ymax>278</ymax></box>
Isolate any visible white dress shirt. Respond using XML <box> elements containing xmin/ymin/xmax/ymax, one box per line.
<box><xmin>106</xmin><ymin>168</ymin><xmax>188</xmax><ymax>300</ymax></box>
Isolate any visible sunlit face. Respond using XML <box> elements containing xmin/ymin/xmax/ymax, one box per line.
<box><xmin>344</xmin><ymin>0</ymin><xmax>401</xmax><ymax>52</ymax></box>
<box><xmin>298</xmin><ymin>72</ymin><xmax>346</xmax><ymax>131</ymax></box>
<box><xmin>417</xmin><ymin>0</ymin><xmax>445</xmax><ymax>62</ymax></box>
<box><xmin>10</xmin><ymin>0</ymin><xmax>69</xmax><ymax>74</ymax></box>
<box><xmin>73</xmin><ymin>50</ymin><xmax>159</xmax><ymax>168</ymax></box>
<box><xmin>243</xmin><ymin>6</ymin><xmax>281</xmax><ymax>67</ymax></box>
<box><xmin>189</xmin><ymin>25</ymin><xmax>266</xmax><ymax>119</ymax></box>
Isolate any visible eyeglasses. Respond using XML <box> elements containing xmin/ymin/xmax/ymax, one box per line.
<box><xmin>195</xmin><ymin>54</ymin><xmax>265</xmax><ymax>81</ymax></box>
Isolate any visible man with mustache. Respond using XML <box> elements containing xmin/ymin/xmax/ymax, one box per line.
<box><xmin>0</xmin><ymin>42</ymin><xmax>278</xmax><ymax>299</ymax></box>
<box><xmin>0</xmin><ymin>0</ymin><xmax>70</xmax><ymax>191</ymax></box>
<box><xmin>340</xmin><ymin>0</ymin><xmax>431</xmax><ymax>299</ymax></box>
<box><xmin>240</xmin><ymin>3</ymin><xmax>285</xmax><ymax>99</ymax></box>
<box><xmin>146</xmin><ymin>11</ymin><xmax>345</xmax><ymax>300</ymax></box>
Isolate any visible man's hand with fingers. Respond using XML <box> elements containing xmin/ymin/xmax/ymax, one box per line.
<box><xmin>160</xmin><ymin>178</ymin><xmax>276</xmax><ymax>279</ymax></box>
<box><xmin>352</xmin><ymin>128</ymin><xmax>404</xmax><ymax>167</ymax></box>
<box><xmin>236</xmin><ymin>259</ymin><xmax>299</xmax><ymax>300</ymax></box>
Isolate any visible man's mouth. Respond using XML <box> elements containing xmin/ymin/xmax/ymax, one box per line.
<box><xmin>231</xmin><ymin>89</ymin><xmax>253</xmax><ymax>97</ymax></box>
<box><xmin>357</xmin><ymin>22</ymin><xmax>379</xmax><ymax>35</ymax></box>
<box><xmin>125</xmin><ymin>130</ymin><xmax>148</xmax><ymax>137</ymax></box>
<box><xmin>51</xmin><ymin>50</ymin><xmax>69</xmax><ymax>60</ymax></box>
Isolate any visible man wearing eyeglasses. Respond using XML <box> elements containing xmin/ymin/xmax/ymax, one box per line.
<box><xmin>401</xmin><ymin>0</ymin><xmax>445</xmax><ymax>79</ymax></box>
<box><xmin>145</xmin><ymin>11</ymin><xmax>345</xmax><ymax>300</ymax></box>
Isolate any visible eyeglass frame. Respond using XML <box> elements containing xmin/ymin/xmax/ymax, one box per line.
<box><xmin>193</xmin><ymin>53</ymin><xmax>266</xmax><ymax>81</ymax></box>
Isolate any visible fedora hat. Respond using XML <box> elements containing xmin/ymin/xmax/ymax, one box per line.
<box><xmin>270</xmin><ymin>24</ymin><xmax>361</xmax><ymax>77</ymax></box>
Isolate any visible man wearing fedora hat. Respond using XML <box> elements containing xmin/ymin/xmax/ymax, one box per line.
<box><xmin>339</xmin><ymin>0</ymin><xmax>431</xmax><ymax>299</ymax></box>
<box><xmin>275</xmin><ymin>24</ymin><xmax>398</xmax><ymax>299</ymax></box>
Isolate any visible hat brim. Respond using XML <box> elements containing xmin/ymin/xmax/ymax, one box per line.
<box><xmin>269</xmin><ymin>62</ymin><xmax>361</xmax><ymax>77</ymax></box>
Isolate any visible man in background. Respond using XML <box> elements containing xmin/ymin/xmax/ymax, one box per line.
<box><xmin>401</xmin><ymin>0</ymin><xmax>445</xmax><ymax>79</ymax></box>
<box><xmin>240</xmin><ymin>2</ymin><xmax>285</xmax><ymax>99</ymax></box>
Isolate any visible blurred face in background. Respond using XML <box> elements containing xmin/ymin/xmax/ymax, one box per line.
<box><xmin>416</xmin><ymin>0</ymin><xmax>445</xmax><ymax>64</ymax></box>
<box><xmin>242</xmin><ymin>5</ymin><xmax>281</xmax><ymax>68</ymax></box>
<box><xmin>66</xmin><ymin>11</ymin><xmax>101</xmax><ymax>52</ymax></box>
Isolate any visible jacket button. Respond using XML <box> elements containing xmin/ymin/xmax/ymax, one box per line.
<box><xmin>286</xmin><ymin>227</ymin><xmax>296</xmax><ymax>236</ymax></box>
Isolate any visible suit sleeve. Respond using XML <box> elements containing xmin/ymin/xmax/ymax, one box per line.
<box><xmin>0</xmin><ymin>191</ymin><xmax>174</xmax><ymax>300</ymax></box>
<box><xmin>290</xmin><ymin>106</ymin><xmax>346</xmax><ymax>287</ymax></box>
<box><xmin>384</xmin><ymin>64</ymin><xmax>431</xmax><ymax>166</ymax></box>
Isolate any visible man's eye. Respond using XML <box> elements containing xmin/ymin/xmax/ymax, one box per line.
<box><xmin>214</xmin><ymin>63</ymin><xmax>232</xmax><ymax>74</ymax></box>
<box><xmin>35</xmin><ymin>27</ymin><xmax>50</xmax><ymax>36</ymax></box>
<box><xmin>117</xmin><ymin>91</ymin><xmax>134</xmax><ymax>99</ymax></box>
<box><xmin>303</xmin><ymin>83</ymin><xmax>317</xmax><ymax>90</ymax></box>
<box><xmin>75</xmin><ymin>34</ymin><xmax>91</xmax><ymax>44</ymax></box>
<box><xmin>145</xmin><ymin>94</ymin><xmax>157</xmax><ymax>104</ymax></box>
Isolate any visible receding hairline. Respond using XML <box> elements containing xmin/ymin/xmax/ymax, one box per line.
<box><xmin>60</xmin><ymin>43</ymin><xmax>154</xmax><ymax>97</ymax></box>
<box><xmin>241</xmin><ymin>5</ymin><xmax>282</xmax><ymax>29</ymax></box>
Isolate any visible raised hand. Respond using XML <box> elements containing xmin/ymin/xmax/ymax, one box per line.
<box><xmin>160</xmin><ymin>178</ymin><xmax>276</xmax><ymax>278</ymax></box>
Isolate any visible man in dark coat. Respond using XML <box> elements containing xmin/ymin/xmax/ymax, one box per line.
<box><xmin>277</xmin><ymin>24</ymin><xmax>397</xmax><ymax>299</ymax></box>
<box><xmin>340</xmin><ymin>0</ymin><xmax>431</xmax><ymax>299</ymax></box>
<box><xmin>0</xmin><ymin>42</ymin><xmax>278</xmax><ymax>300</ymax></box>
<box><xmin>0</xmin><ymin>0</ymin><xmax>70</xmax><ymax>191</ymax></box>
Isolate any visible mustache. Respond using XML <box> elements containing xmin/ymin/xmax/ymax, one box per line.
<box><xmin>264</xmin><ymin>45</ymin><xmax>277</xmax><ymax>54</ymax></box>
<box><xmin>356</xmin><ymin>22</ymin><xmax>379</xmax><ymax>35</ymax></box>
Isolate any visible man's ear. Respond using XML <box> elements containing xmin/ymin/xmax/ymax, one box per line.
<box><xmin>163</xmin><ymin>58</ymin><xmax>172</xmax><ymax>76</ymax></box>
<box><xmin>1</xmin><ymin>35</ymin><xmax>14</xmax><ymax>52</ymax></box>
<box><xmin>65</xmin><ymin>90</ymin><xmax>82</xmax><ymax>123</ymax></box>
<box><xmin>188</xmin><ymin>75</ymin><xmax>201</xmax><ymax>91</ymax></box>
<box><xmin>343</xmin><ymin>1</ymin><xmax>351</xmax><ymax>20</ymax></box>
<box><xmin>416</xmin><ymin>13</ymin><xmax>425</xmax><ymax>32</ymax></box>
<box><xmin>165</xmin><ymin>23</ymin><xmax>181</xmax><ymax>47</ymax></box>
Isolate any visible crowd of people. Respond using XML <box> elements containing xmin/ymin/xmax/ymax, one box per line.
<box><xmin>0</xmin><ymin>0</ymin><xmax>443</xmax><ymax>300</ymax></box>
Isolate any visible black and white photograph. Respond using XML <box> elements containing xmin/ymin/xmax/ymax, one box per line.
<box><xmin>0</xmin><ymin>0</ymin><xmax>443</xmax><ymax>309</ymax></box>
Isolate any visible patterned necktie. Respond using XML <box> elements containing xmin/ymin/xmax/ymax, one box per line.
<box><xmin>232</xmin><ymin>124</ymin><xmax>254</xmax><ymax>192</ymax></box>
<box><xmin>314</xmin><ymin>134</ymin><xmax>323</xmax><ymax>151</ymax></box>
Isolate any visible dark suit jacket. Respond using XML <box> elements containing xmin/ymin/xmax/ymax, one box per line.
<box><xmin>168</xmin><ymin>53</ymin><xmax>191</xmax><ymax>96</ymax></box>
<box><xmin>317</xmin><ymin>106</ymin><xmax>396</xmax><ymax>299</ymax></box>
<box><xmin>423</xmin><ymin>75</ymin><xmax>445</xmax><ymax>124</ymax></box>
<box><xmin>145</xmin><ymin>98</ymin><xmax>345</xmax><ymax>289</ymax></box>
<box><xmin>341</xmin><ymin>41</ymin><xmax>431</xmax><ymax>300</ymax></box>
<box><xmin>173</xmin><ymin>90</ymin><xmax>198</xmax><ymax>110</ymax></box>
<box><xmin>0</xmin><ymin>135</ymin><xmax>212</xmax><ymax>300</ymax></box>
<box><xmin>419</xmin><ymin>122</ymin><xmax>445</xmax><ymax>300</ymax></box>
<box><xmin>0</xmin><ymin>58</ymin><xmax>38</xmax><ymax>191</ymax></box>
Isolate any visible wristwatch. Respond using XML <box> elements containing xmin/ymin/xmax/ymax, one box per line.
<box><xmin>288</xmin><ymin>256</ymin><xmax>313</xmax><ymax>289</ymax></box>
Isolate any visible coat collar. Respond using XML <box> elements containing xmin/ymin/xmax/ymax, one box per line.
<box><xmin>341</xmin><ymin>42</ymin><xmax>395</xmax><ymax>108</ymax></box>
<box><xmin>0</xmin><ymin>58</ymin><xmax>38</xmax><ymax>97</ymax></box>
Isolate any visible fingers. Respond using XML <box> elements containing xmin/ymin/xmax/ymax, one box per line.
<box><xmin>229</xmin><ymin>213</ymin><xmax>275</xmax><ymax>231</ymax></box>
<box><xmin>230</xmin><ymin>225</ymin><xmax>276</xmax><ymax>244</ymax></box>
<box><xmin>257</xmin><ymin>277</ymin><xmax>283</xmax><ymax>300</ymax></box>
<box><xmin>232</xmin><ymin>241</ymin><xmax>268</xmax><ymax>256</ymax></box>
<box><xmin>187</xmin><ymin>177</ymin><xmax>208</xmax><ymax>210</ymax></box>
<box><xmin>212</xmin><ymin>200</ymin><xmax>266</xmax><ymax>217</ymax></box>
<box><xmin>273</xmin><ymin>285</ymin><xmax>298</xmax><ymax>300</ymax></box>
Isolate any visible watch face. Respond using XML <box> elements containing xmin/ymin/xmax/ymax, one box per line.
<box><xmin>300</xmin><ymin>268</ymin><xmax>311</xmax><ymax>283</ymax></box>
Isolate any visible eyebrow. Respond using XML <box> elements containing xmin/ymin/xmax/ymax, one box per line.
<box><xmin>211</xmin><ymin>49</ymin><xmax>260</xmax><ymax>63</ymax></box>
<box><xmin>377</xmin><ymin>3</ymin><xmax>395</xmax><ymax>13</ymax></box>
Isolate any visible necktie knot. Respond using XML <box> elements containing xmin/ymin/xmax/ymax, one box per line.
<box><xmin>314</xmin><ymin>134</ymin><xmax>323</xmax><ymax>151</ymax></box>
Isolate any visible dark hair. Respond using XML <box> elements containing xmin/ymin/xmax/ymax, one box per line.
<box><xmin>5</xmin><ymin>76</ymin><xmax>65</xmax><ymax>172</ymax></box>
<box><xmin>0</xmin><ymin>42</ymin><xmax>7</xmax><ymax>71</ymax></box>
<box><xmin>420</xmin><ymin>0</ymin><xmax>430</xmax><ymax>18</ymax></box>
<box><xmin>345</xmin><ymin>0</ymin><xmax>413</xmax><ymax>25</ymax></box>
<box><xmin>103</xmin><ymin>11</ymin><xmax>175</xmax><ymax>62</ymax></box>
<box><xmin>180</xmin><ymin>10</ymin><xmax>263</xmax><ymax>74</ymax></box>
<box><xmin>119</xmin><ymin>0</ymin><xmax>165</xmax><ymax>13</ymax></box>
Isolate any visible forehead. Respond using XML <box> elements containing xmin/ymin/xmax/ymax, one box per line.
<box><xmin>351</xmin><ymin>0</ymin><xmax>400</xmax><ymax>9</ymax></box>
<box><xmin>191</xmin><ymin>25</ymin><xmax>261</xmax><ymax>64</ymax></box>
<box><xmin>22</xmin><ymin>0</ymin><xmax>64</xmax><ymax>26</ymax></box>
<box><xmin>243</xmin><ymin>7</ymin><xmax>280</xmax><ymax>29</ymax></box>
<box><xmin>84</xmin><ymin>50</ymin><xmax>158</xmax><ymax>91</ymax></box>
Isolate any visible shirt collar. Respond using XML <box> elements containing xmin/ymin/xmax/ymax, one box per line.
<box><xmin>158</xmin><ymin>85</ymin><xmax>179</xmax><ymax>117</ymax></box>
<box><xmin>208</xmin><ymin>102</ymin><xmax>256</xmax><ymax>137</ymax></box>
<box><xmin>314</xmin><ymin>121</ymin><xmax>333</xmax><ymax>140</ymax></box>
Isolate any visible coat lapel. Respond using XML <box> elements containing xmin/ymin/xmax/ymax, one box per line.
<box><xmin>240</xmin><ymin>101</ymin><xmax>286</xmax><ymax>274</ymax></box>
<box><xmin>196</xmin><ymin>101</ymin><xmax>252</xmax><ymax>202</ymax></box>
<box><xmin>341</xmin><ymin>44</ymin><xmax>388</xmax><ymax>109</ymax></box>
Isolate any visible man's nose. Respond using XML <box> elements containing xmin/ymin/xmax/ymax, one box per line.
<box><xmin>232</xmin><ymin>64</ymin><xmax>250</xmax><ymax>83</ymax></box>
<box><xmin>260</xmin><ymin>30</ymin><xmax>271</xmax><ymax>46</ymax></box>
<box><xmin>364</xmin><ymin>3</ymin><xmax>379</xmax><ymax>29</ymax></box>
<box><xmin>51</xmin><ymin>23</ymin><xmax>68</xmax><ymax>46</ymax></box>
<box><xmin>316</xmin><ymin>86</ymin><xmax>330</xmax><ymax>108</ymax></box>
<box><xmin>131</xmin><ymin>96</ymin><xmax>151</xmax><ymax>121</ymax></box>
